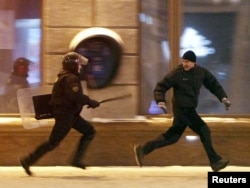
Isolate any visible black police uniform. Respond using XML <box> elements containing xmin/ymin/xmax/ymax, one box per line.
<box><xmin>20</xmin><ymin>53</ymin><xmax>99</xmax><ymax>175</ymax></box>
<box><xmin>142</xmin><ymin>64</ymin><xmax>228</xmax><ymax>165</ymax></box>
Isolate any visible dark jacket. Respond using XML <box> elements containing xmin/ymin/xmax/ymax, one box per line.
<box><xmin>50</xmin><ymin>70</ymin><xmax>90</xmax><ymax>113</ymax></box>
<box><xmin>154</xmin><ymin>64</ymin><xmax>228</xmax><ymax>108</ymax></box>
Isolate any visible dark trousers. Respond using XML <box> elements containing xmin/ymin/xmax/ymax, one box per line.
<box><xmin>23</xmin><ymin>106</ymin><xmax>96</xmax><ymax>165</ymax></box>
<box><xmin>141</xmin><ymin>107</ymin><xmax>221</xmax><ymax>164</ymax></box>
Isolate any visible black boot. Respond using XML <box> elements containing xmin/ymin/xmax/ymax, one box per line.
<box><xmin>19</xmin><ymin>158</ymin><xmax>32</xmax><ymax>176</ymax></box>
<box><xmin>20</xmin><ymin>141</ymin><xmax>55</xmax><ymax>175</ymax></box>
<box><xmin>71</xmin><ymin>135</ymin><xmax>94</xmax><ymax>169</ymax></box>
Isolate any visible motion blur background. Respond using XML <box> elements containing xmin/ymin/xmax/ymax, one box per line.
<box><xmin>0</xmin><ymin>0</ymin><xmax>249</xmax><ymax>117</ymax></box>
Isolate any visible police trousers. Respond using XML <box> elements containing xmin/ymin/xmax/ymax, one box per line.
<box><xmin>24</xmin><ymin>105</ymin><xmax>96</xmax><ymax>165</ymax></box>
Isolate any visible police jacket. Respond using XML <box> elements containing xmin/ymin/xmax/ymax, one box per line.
<box><xmin>50</xmin><ymin>70</ymin><xmax>90</xmax><ymax>112</ymax></box>
<box><xmin>154</xmin><ymin>64</ymin><xmax>228</xmax><ymax>108</ymax></box>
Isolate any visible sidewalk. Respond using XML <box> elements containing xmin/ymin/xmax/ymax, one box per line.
<box><xmin>0</xmin><ymin>166</ymin><xmax>249</xmax><ymax>188</ymax></box>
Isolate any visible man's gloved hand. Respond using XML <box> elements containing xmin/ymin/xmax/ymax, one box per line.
<box><xmin>87</xmin><ymin>99</ymin><xmax>100</xmax><ymax>108</ymax></box>
<box><xmin>157</xmin><ymin>102</ymin><xmax>167</xmax><ymax>113</ymax></box>
<box><xmin>222</xmin><ymin>97</ymin><xmax>231</xmax><ymax>110</ymax></box>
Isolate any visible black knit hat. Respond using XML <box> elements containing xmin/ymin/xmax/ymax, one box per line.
<box><xmin>182</xmin><ymin>50</ymin><xmax>196</xmax><ymax>62</ymax></box>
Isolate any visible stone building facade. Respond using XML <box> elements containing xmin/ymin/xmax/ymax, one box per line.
<box><xmin>42</xmin><ymin>0</ymin><xmax>139</xmax><ymax>119</ymax></box>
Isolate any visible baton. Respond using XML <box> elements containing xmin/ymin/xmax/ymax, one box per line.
<box><xmin>99</xmin><ymin>93</ymin><xmax>132</xmax><ymax>104</ymax></box>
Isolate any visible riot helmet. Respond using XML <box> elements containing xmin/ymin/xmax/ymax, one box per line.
<box><xmin>62</xmin><ymin>52</ymin><xmax>88</xmax><ymax>73</ymax></box>
<box><xmin>12</xmin><ymin>57</ymin><xmax>30</xmax><ymax>77</ymax></box>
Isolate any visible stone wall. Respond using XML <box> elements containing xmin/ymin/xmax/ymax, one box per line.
<box><xmin>0</xmin><ymin>117</ymin><xmax>249</xmax><ymax>167</ymax></box>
